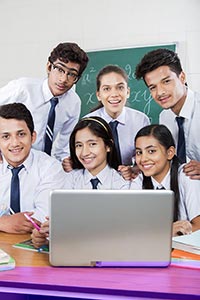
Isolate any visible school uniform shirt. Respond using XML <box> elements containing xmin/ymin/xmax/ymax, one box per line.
<box><xmin>84</xmin><ymin>107</ymin><xmax>150</xmax><ymax>166</ymax></box>
<box><xmin>159</xmin><ymin>88</ymin><xmax>200</xmax><ymax>162</ymax></box>
<box><xmin>0</xmin><ymin>78</ymin><xmax>81</xmax><ymax>161</ymax></box>
<box><xmin>64</xmin><ymin>165</ymin><xmax>130</xmax><ymax>189</ymax></box>
<box><xmin>130</xmin><ymin>167</ymin><xmax>200</xmax><ymax>221</ymax></box>
<box><xmin>0</xmin><ymin>149</ymin><xmax>66</xmax><ymax>222</ymax></box>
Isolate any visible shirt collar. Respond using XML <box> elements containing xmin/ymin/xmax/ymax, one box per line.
<box><xmin>102</xmin><ymin>107</ymin><xmax>126</xmax><ymax>125</ymax></box>
<box><xmin>151</xmin><ymin>170</ymin><xmax>170</xmax><ymax>190</ymax></box>
<box><xmin>83</xmin><ymin>164</ymin><xmax>110</xmax><ymax>185</ymax></box>
<box><xmin>178</xmin><ymin>88</ymin><xmax>194</xmax><ymax>120</ymax></box>
<box><xmin>2</xmin><ymin>150</ymin><xmax>34</xmax><ymax>174</ymax></box>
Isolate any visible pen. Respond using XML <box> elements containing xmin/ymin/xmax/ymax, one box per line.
<box><xmin>24</xmin><ymin>213</ymin><xmax>41</xmax><ymax>231</ymax></box>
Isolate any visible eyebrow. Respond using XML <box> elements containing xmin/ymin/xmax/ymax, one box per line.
<box><xmin>136</xmin><ymin>145</ymin><xmax>156</xmax><ymax>150</ymax></box>
<box><xmin>56</xmin><ymin>62</ymin><xmax>79</xmax><ymax>74</ymax></box>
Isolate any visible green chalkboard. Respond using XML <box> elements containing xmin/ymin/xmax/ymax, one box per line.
<box><xmin>76</xmin><ymin>44</ymin><xmax>176</xmax><ymax>123</ymax></box>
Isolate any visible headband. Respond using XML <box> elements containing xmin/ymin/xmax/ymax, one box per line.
<box><xmin>81</xmin><ymin>117</ymin><xmax>108</xmax><ymax>133</ymax></box>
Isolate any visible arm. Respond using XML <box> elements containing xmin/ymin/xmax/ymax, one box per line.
<box><xmin>172</xmin><ymin>220</ymin><xmax>192</xmax><ymax>237</ymax></box>
<box><xmin>62</xmin><ymin>156</ymin><xmax>73</xmax><ymax>172</ymax></box>
<box><xmin>118</xmin><ymin>165</ymin><xmax>140</xmax><ymax>181</ymax></box>
<box><xmin>52</xmin><ymin>95</ymin><xmax>81</xmax><ymax>161</ymax></box>
<box><xmin>0</xmin><ymin>212</ymin><xmax>38</xmax><ymax>234</ymax></box>
<box><xmin>183</xmin><ymin>160</ymin><xmax>200</xmax><ymax>180</ymax></box>
<box><xmin>31</xmin><ymin>218</ymin><xmax>49</xmax><ymax>248</ymax></box>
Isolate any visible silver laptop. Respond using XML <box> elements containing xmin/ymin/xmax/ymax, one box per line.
<box><xmin>49</xmin><ymin>189</ymin><xmax>174</xmax><ymax>267</ymax></box>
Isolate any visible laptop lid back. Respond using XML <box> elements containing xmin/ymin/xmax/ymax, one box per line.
<box><xmin>49</xmin><ymin>189</ymin><xmax>173</xmax><ymax>267</ymax></box>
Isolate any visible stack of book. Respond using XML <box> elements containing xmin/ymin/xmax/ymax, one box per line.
<box><xmin>0</xmin><ymin>248</ymin><xmax>15</xmax><ymax>271</ymax></box>
<box><xmin>171</xmin><ymin>230</ymin><xmax>200</xmax><ymax>269</ymax></box>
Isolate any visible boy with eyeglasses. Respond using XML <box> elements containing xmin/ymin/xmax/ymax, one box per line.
<box><xmin>0</xmin><ymin>42</ymin><xmax>89</xmax><ymax>164</ymax></box>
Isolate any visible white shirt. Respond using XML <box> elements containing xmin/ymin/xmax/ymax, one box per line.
<box><xmin>85</xmin><ymin>107</ymin><xmax>150</xmax><ymax>165</ymax></box>
<box><xmin>0</xmin><ymin>78</ymin><xmax>81</xmax><ymax>161</ymax></box>
<box><xmin>64</xmin><ymin>165</ymin><xmax>130</xmax><ymax>189</ymax></box>
<box><xmin>159</xmin><ymin>88</ymin><xmax>200</xmax><ymax>162</ymax></box>
<box><xmin>130</xmin><ymin>167</ymin><xmax>200</xmax><ymax>221</ymax></box>
<box><xmin>0</xmin><ymin>149</ymin><xmax>66</xmax><ymax>222</ymax></box>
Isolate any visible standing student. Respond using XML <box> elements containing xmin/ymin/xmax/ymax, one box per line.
<box><xmin>130</xmin><ymin>124</ymin><xmax>200</xmax><ymax>236</ymax></box>
<box><xmin>135</xmin><ymin>48</ymin><xmax>200</xmax><ymax>180</ymax></box>
<box><xmin>63</xmin><ymin>65</ymin><xmax>150</xmax><ymax>178</ymax></box>
<box><xmin>31</xmin><ymin>116</ymin><xmax>130</xmax><ymax>247</ymax></box>
<box><xmin>0</xmin><ymin>103</ymin><xmax>66</xmax><ymax>234</ymax></box>
<box><xmin>0</xmin><ymin>42</ymin><xmax>89</xmax><ymax>161</ymax></box>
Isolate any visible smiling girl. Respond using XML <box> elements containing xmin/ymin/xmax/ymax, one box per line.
<box><xmin>130</xmin><ymin>124</ymin><xmax>200</xmax><ymax>236</ymax></box>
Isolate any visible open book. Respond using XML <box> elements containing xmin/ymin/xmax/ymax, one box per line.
<box><xmin>172</xmin><ymin>230</ymin><xmax>200</xmax><ymax>255</ymax></box>
<box><xmin>13</xmin><ymin>239</ymin><xmax>49</xmax><ymax>253</ymax></box>
<box><xmin>0</xmin><ymin>248</ymin><xmax>15</xmax><ymax>271</ymax></box>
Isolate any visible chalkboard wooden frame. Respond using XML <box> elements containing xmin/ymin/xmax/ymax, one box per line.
<box><xmin>76</xmin><ymin>43</ymin><xmax>176</xmax><ymax>123</ymax></box>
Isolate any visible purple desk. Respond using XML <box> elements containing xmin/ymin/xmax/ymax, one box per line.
<box><xmin>0</xmin><ymin>233</ymin><xmax>200</xmax><ymax>300</ymax></box>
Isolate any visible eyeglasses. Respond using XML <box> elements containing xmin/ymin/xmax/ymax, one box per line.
<box><xmin>50</xmin><ymin>61</ymin><xmax>79</xmax><ymax>83</ymax></box>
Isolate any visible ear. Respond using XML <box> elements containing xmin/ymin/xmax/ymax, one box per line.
<box><xmin>167</xmin><ymin>146</ymin><xmax>175</xmax><ymax>161</ymax></box>
<box><xmin>31</xmin><ymin>131</ymin><xmax>37</xmax><ymax>145</ymax></box>
<box><xmin>127</xmin><ymin>87</ymin><xmax>130</xmax><ymax>99</ymax></box>
<box><xmin>106</xmin><ymin>145</ymin><xmax>111</xmax><ymax>152</ymax></box>
<box><xmin>179</xmin><ymin>71</ymin><xmax>186</xmax><ymax>84</ymax></box>
<box><xmin>46</xmin><ymin>61</ymin><xmax>52</xmax><ymax>75</ymax></box>
<box><xmin>96</xmin><ymin>91</ymin><xmax>101</xmax><ymax>102</ymax></box>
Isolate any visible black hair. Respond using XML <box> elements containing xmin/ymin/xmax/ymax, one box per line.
<box><xmin>91</xmin><ymin>65</ymin><xmax>129</xmax><ymax>112</ymax></box>
<box><xmin>48</xmin><ymin>42</ymin><xmax>89</xmax><ymax>78</ymax></box>
<box><xmin>69</xmin><ymin>116</ymin><xmax>120</xmax><ymax>170</ymax></box>
<box><xmin>135</xmin><ymin>124</ymin><xmax>181</xmax><ymax>221</ymax></box>
<box><xmin>0</xmin><ymin>103</ymin><xmax>34</xmax><ymax>135</ymax></box>
<box><xmin>135</xmin><ymin>48</ymin><xmax>183</xmax><ymax>83</ymax></box>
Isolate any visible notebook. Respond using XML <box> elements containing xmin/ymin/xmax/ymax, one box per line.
<box><xmin>49</xmin><ymin>189</ymin><xmax>174</xmax><ymax>267</ymax></box>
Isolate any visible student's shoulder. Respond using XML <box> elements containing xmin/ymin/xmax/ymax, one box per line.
<box><xmin>84</xmin><ymin>107</ymin><xmax>103</xmax><ymax>118</ymax></box>
<box><xmin>124</xmin><ymin>106</ymin><xmax>149</xmax><ymax>118</ymax></box>
<box><xmin>31</xmin><ymin>149</ymin><xmax>63</xmax><ymax>169</ymax></box>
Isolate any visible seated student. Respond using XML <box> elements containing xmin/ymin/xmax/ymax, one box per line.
<box><xmin>62</xmin><ymin>65</ymin><xmax>150</xmax><ymax>179</ymax></box>
<box><xmin>31</xmin><ymin>116</ymin><xmax>130</xmax><ymax>247</ymax></box>
<box><xmin>130</xmin><ymin>124</ymin><xmax>200</xmax><ymax>236</ymax></box>
<box><xmin>0</xmin><ymin>103</ymin><xmax>66</xmax><ymax>234</ymax></box>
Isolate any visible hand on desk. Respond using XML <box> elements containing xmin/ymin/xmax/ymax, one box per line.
<box><xmin>173</xmin><ymin>220</ymin><xmax>192</xmax><ymax>236</ymax></box>
<box><xmin>31</xmin><ymin>217</ymin><xmax>49</xmax><ymax>248</ymax></box>
<box><xmin>0</xmin><ymin>211</ymin><xmax>39</xmax><ymax>234</ymax></box>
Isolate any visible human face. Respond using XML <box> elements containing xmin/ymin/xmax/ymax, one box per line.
<box><xmin>0</xmin><ymin>117</ymin><xmax>36</xmax><ymax>167</ymax></box>
<box><xmin>75</xmin><ymin>127</ymin><xmax>110</xmax><ymax>176</ymax></box>
<box><xmin>144</xmin><ymin>66</ymin><xmax>187</xmax><ymax>115</ymax></box>
<box><xmin>47</xmin><ymin>59</ymin><xmax>80</xmax><ymax>96</ymax></box>
<box><xmin>96</xmin><ymin>72</ymin><xmax>130</xmax><ymax>119</ymax></box>
<box><xmin>135</xmin><ymin>135</ymin><xmax>175</xmax><ymax>183</ymax></box>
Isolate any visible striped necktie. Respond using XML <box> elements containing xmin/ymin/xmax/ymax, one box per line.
<box><xmin>10</xmin><ymin>165</ymin><xmax>24</xmax><ymax>213</ymax></box>
<box><xmin>44</xmin><ymin>97</ymin><xmax>58</xmax><ymax>155</ymax></box>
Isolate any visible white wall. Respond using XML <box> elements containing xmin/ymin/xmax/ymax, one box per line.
<box><xmin>0</xmin><ymin>0</ymin><xmax>199</xmax><ymax>91</ymax></box>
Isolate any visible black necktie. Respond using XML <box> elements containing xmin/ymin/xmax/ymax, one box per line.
<box><xmin>156</xmin><ymin>186</ymin><xmax>165</xmax><ymax>190</ymax></box>
<box><xmin>90</xmin><ymin>178</ymin><xmax>100</xmax><ymax>189</ymax></box>
<box><xmin>44</xmin><ymin>97</ymin><xmax>58</xmax><ymax>155</ymax></box>
<box><xmin>10</xmin><ymin>165</ymin><xmax>24</xmax><ymax>213</ymax></box>
<box><xmin>176</xmin><ymin>116</ymin><xmax>186</xmax><ymax>163</ymax></box>
<box><xmin>109</xmin><ymin>121</ymin><xmax>122</xmax><ymax>164</ymax></box>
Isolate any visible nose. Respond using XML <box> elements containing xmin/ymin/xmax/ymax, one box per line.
<box><xmin>10</xmin><ymin>136</ymin><xmax>20</xmax><ymax>147</ymax></box>
<box><xmin>156</xmin><ymin>84</ymin><xmax>166</xmax><ymax>97</ymax></box>
<box><xmin>81</xmin><ymin>144</ymin><xmax>90</xmax><ymax>156</ymax></box>
<box><xmin>110</xmin><ymin>87</ymin><xmax>119</xmax><ymax>97</ymax></box>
